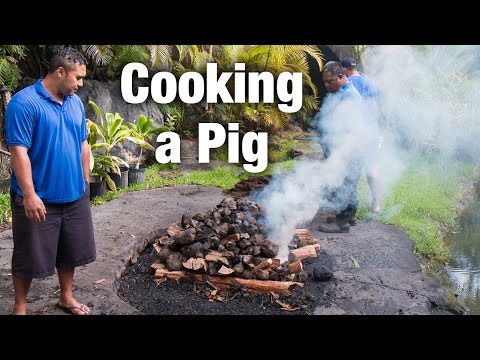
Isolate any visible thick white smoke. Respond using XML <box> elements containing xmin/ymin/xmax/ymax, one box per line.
<box><xmin>256</xmin><ymin>45</ymin><xmax>480</xmax><ymax>261</ymax></box>
<box><xmin>368</xmin><ymin>45</ymin><xmax>480</xmax><ymax>161</ymax></box>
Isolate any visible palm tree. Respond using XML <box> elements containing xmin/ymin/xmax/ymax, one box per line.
<box><xmin>0</xmin><ymin>45</ymin><xmax>27</xmax><ymax>90</ymax></box>
<box><xmin>170</xmin><ymin>45</ymin><xmax>324</xmax><ymax>131</ymax></box>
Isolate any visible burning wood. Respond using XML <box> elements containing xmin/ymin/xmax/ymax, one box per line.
<box><xmin>150</xmin><ymin>259</ymin><xmax>165</xmax><ymax>270</ymax></box>
<box><xmin>151</xmin><ymin>196</ymin><xmax>319</xmax><ymax>296</ymax></box>
<box><xmin>217</xmin><ymin>265</ymin><xmax>235</xmax><ymax>275</ymax></box>
<box><xmin>294</xmin><ymin>229</ymin><xmax>319</xmax><ymax>247</ymax></box>
<box><xmin>154</xmin><ymin>269</ymin><xmax>304</xmax><ymax>296</ymax></box>
<box><xmin>167</xmin><ymin>223</ymin><xmax>183</xmax><ymax>237</ymax></box>
<box><xmin>287</xmin><ymin>260</ymin><xmax>304</xmax><ymax>274</ymax></box>
<box><xmin>153</xmin><ymin>242</ymin><xmax>162</xmax><ymax>255</ymax></box>
<box><xmin>289</xmin><ymin>244</ymin><xmax>320</xmax><ymax>261</ymax></box>
<box><xmin>183</xmin><ymin>258</ymin><xmax>207</xmax><ymax>272</ymax></box>
<box><xmin>204</xmin><ymin>250</ymin><xmax>224</xmax><ymax>262</ymax></box>
<box><xmin>253</xmin><ymin>258</ymin><xmax>274</xmax><ymax>272</ymax></box>
<box><xmin>220</xmin><ymin>233</ymin><xmax>241</xmax><ymax>245</ymax></box>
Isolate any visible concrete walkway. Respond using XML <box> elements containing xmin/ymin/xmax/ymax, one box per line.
<box><xmin>0</xmin><ymin>185</ymin><xmax>224</xmax><ymax>315</ymax></box>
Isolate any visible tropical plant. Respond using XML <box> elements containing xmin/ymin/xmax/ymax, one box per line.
<box><xmin>88</xmin><ymin>100</ymin><xmax>136</xmax><ymax>156</ymax></box>
<box><xmin>104</xmin><ymin>45</ymin><xmax>149</xmax><ymax>79</ymax></box>
<box><xmin>159</xmin><ymin>101</ymin><xmax>184</xmax><ymax>131</ymax></box>
<box><xmin>17</xmin><ymin>45</ymin><xmax>112</xmax><ymax>82</ymax></box>
<box><xmin>81</xmin><ymin>45</ymin><xmax>113</xmax><ymax>66</ymax></box>
<box><xmin>147</xmin><ymin>45</ymin><xmax>174</xmax><ymax>69</ymax></box>
<box><xmin>86</xmin><ymin>119</ymin><xmax>120</xmax><ymax>191</ymax></box>
<box><xmin>0</xmin><ymin>45</ymin><xmax>27</xmax><ymax>91</ymax></box>
<box><xmin>170</xmin><ymin>45</ymin><xmax>324</xmax><ymax>132</ymax></box>
<box><xmin>127</xmin><ymin>115</ymin><xmax>166</xmax><ymax>169</ymax></box>
<box><xmin>87</xmin><ymin>100</ymin><xmax>135</xmax><ymax>190</ymax></box>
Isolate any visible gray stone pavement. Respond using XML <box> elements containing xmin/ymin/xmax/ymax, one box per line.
<box><xmin>0</xmin><ymin>185</ymin><xmax>224</xmax><ymax>315</ymax></box>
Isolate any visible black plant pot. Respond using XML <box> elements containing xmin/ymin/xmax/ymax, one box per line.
<box><xmin>107</xmin><ymin>167</ymin><xmax>129</xmax><ymax>189</ymax></box>
<box><xmin>90</xmin><ymin>179</ymin><xmax>106</xmax><ymax>200</ymax></box>
<box><xmin>128</xmin><ymin>167</ymin><xmax>146</xmax><ymax>185</ymax></box>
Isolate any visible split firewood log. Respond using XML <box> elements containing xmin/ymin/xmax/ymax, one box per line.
<box><xmin>287</xmin><ymin>260</ymin><xmax>303</xmax><ymax>274</ymax></box>
<box><xmin>217</xmin><ymin>265</ymin><xmax>234</xmax><ymax>275</ymax></box>
<box><xmin>167</xmin><ymin>223</ymin><xmax>183</xmax><ymax>237</ymax></box>
<box><xmin>182</xmin><ymin>257</ymin><xmax>207</xmax><ymax>272</ymax></box>
<box><xmin>294</xmin><ymin>229</ymin><xmax>318</xmax><ymax>247</ymax></box>
<box><xmin>288</xmin><ymin>244</ymin><xmax>320</xmax><ymax>261</ymax></box>
<box><xmin>154</xmin><ymin>269</ymin><xmax>304</xmax><ymax>296</ymax></box>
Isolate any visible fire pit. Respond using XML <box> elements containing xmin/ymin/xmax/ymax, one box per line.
<box><xmin>150</xmin><ymin>197</ymin><xmax>321</xmax><ymax>306</ymax></box>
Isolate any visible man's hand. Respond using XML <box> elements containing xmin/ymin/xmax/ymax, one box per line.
<box><xmin>22</xmin><ymin>193</ymin><xmax>47</xmax><ymax>222</ymax></box>
<box><xmin>9</xmin><ymin>145</ymin><xmax>46</xmax><ymax>222</ymax></box>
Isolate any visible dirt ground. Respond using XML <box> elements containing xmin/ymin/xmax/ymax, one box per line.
<box><xmin>0</xmin><ymin>177</ymin><xmax>461</xmax><ymax>315</ymax></box>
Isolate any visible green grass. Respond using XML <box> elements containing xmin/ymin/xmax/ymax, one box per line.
<box><xmin>211</xmin><ymin>133</ymin><xmax>303</xmax><ymax>164</ymax></box>
<box><xmin>0</xmin><ymin>193</ymin><xmax>11</xmax><ymax>224</ymax></box>
<box><xmin>357</xmin><ymin>159</ymin><xmax>476</xmax><ymax>262</ymax></box>
<box><xmin>268</xmin><ymin>136</ymin><xmax>300</xmax><ymax>163</ymax></box>
<box><xmin>170</xmin><ymin>166</ymin><xmax>242</xmax><ymax>189</ymax></box>
<box><xmin>91</xmin><ymin>163</ymin><xmax>178</xmax><ymax>205</ymax></box>
<box><xmin>90</xmin><ymin>160</ymin><xmax>296</xmax><ymax>205</ymax></box>
<box><xmin>211</xmin><ymin>146</ymin><xmax>229</xmax><ymax>162</ymax></box>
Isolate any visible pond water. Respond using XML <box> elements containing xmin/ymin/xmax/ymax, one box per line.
<box><xmin>444</xmin><ymin>192</ymin><xmax>480</xmax><ymax>314</ymax></box>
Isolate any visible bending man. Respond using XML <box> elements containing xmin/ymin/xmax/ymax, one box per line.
<box><xmin>313</xmin><ymin>61</ymin><xmax>369</xmax><ymax>233</ymax></box>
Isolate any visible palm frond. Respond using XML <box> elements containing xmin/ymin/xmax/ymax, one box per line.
<box><xmin>147</xmin><ymin>45</ymin><xmax>173</xmax><ymax>69</ymax></box>
<box><xmin>83</xmin><ymin>45</ymin><xmax>113</xmax><ymax>65</ymax></box>
<box><xmin>0</xmin><ymin>45</ymin><xmax>26</xmax><ymax>90</ymax></box>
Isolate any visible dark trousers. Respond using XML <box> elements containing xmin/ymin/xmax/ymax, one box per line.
<box><xmin>327</xmin><ymin>158</ymin><xmax>363</xmax><ymax>226</ymax></box>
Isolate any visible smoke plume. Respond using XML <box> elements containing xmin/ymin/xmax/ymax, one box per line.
<box><xmin>256</xmin><ymin>45</ymin><xmax>480</xmax><ymax>260</ymax></box>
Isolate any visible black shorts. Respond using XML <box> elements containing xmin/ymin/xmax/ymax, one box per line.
<box><xmin>10</xmin><ymin>184</ymin><xmax>96</xmax><ymax>278</ymax></box>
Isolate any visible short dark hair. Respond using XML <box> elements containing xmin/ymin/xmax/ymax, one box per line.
<box><xmin>341</xmin><ymin>57</ymin><xmax>357</xmax><ymax>68</ymax></box>
<box><xmin>323</xmin><ymin>61</ymin><xmax>344</xmax><ymax>77</ymax></box>
<box><xmin>48</xmin><ymin>47</ymin><xmax>87</xmax><ymax>73</ymax></box>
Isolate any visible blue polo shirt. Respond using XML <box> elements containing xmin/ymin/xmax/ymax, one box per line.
<box><xmin>6</xmin><ymin>79</ymin><xmax>87</xmax><ymax>203</ymax></box>
<box><xmin>348</xmin><ymin>75</ymin><xmax>381</xmax><ymax>134</ymax></box>
<box><xmin>348</xmin><ymin>75</ymin><xmax>380</xmax><ymax>99</ymax></box>
<box><xmin>311</xmin><ymin>81</ymin><xmax>362</xmax><ymax>158</ymax></box>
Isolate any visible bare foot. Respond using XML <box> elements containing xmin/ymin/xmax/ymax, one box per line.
<box><xmin>13</xmin><ymin>304</ymin><xmax>27</xmax><ymax>315</ymax></box>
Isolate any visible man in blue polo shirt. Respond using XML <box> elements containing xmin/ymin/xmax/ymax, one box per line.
<box><xmin>6</xmin><ymin>47</ymin><xmax>95</xmax><ymax>315</ymax></box>
<box><xmin>312</xmin><ymin>61</ymin><xmax>367</xmax><ymax>233</ymax></box>
<box><xmin>341</xmin><ymin>57</ymin><xmax>382</xmax><ymax>214</ymax></box>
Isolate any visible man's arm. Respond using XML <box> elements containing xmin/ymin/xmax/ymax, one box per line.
<box><xmin>9</xmin><ymin>145</ymin><xmax>46</xmax><ymax>222</ymax></box>
<box><xmin>81</xmin><ymin>140</ymin><xmax>90</xmax><ymax>183</ymax></box>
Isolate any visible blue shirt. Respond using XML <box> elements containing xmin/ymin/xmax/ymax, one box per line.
<box><xmin>348</xmin><ymin>75</ymin><xmax>381</xmax><ymax>134</ymax></box>
<box><xmin>312</xmin><ymin>81</ymin><xmax>362</xmax><ymax>157</ymax></box>
<box><xmin>333</xmin><ymin>80</ymin><xmax>361</xmax><ymax>101</ymax></box>
<box><xmin>6</xmin><ymin>79</ymin><xmax>87</xmax><ymax>203</ymax></box>
<box><xmin>348</xmin><ymin>75</ymin><xmax>380</xmax><ymax>99</ymax></box>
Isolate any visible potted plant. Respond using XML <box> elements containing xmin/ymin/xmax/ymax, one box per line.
<box><xmin>88</xmin><ymin>100</ymin><xmax>133</xmax><ymax>190</ymax></box>
<box><xmin>127</xmin><ymin>115</ymin><xmax>165</xmax><ymax>185</ymax></box>
<box><xmin>86</xmin><ymin>119</ymin><xmax>108</xmax><ymax>199</ymax></box>
<box><xmin>86</xmin><ymin>118</ymin><xmax>128</xmax><ymax>195</ymax></box>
